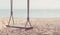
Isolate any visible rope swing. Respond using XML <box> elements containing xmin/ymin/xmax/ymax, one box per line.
<box><xmin>6</xmin><ymin>0</ymin><xmax>33</xmax><ymax>30</ymax></box>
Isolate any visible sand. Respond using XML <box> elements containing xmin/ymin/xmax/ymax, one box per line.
<box><xmin>0</xmin><ymin>17</ymin><xmax>60</xmax><ymax>35</ymax></box>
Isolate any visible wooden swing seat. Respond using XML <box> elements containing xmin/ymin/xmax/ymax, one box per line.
<box><xmin>6</xmin><ymin>24</ymin><xmax>33</xmax><ymax>30</ymax></box>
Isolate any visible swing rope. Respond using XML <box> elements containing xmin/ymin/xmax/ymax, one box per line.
<box><xmin>25</xmin><ymin>0</ymin><xmax>32</xmax><ymax>28</ymax></box>
<box><xmin>8</xmin><ymin>0</ymin><xmax>14</xmax><ymax>25</ymax></box>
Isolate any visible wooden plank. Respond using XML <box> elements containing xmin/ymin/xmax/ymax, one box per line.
<box><xmin>6</xmin><ymin>25</ymin><xmax>33</xmax><ymax>29</ymax></box>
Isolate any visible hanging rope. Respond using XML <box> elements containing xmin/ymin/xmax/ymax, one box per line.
<box><xmin>25</xmin><ymin>0</ymin><xmax>32</xmax><ymax>28</ymax></box>
<box><xmin>8</xmin><ymin>0</ymin><xmax>14</xmax><ymax>25</ymax></box>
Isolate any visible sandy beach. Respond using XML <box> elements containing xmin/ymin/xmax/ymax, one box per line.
<box><xmin>0</xmin><ymin>17</ymin><xmax>60</xmax><ymax>35</ymax></box>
